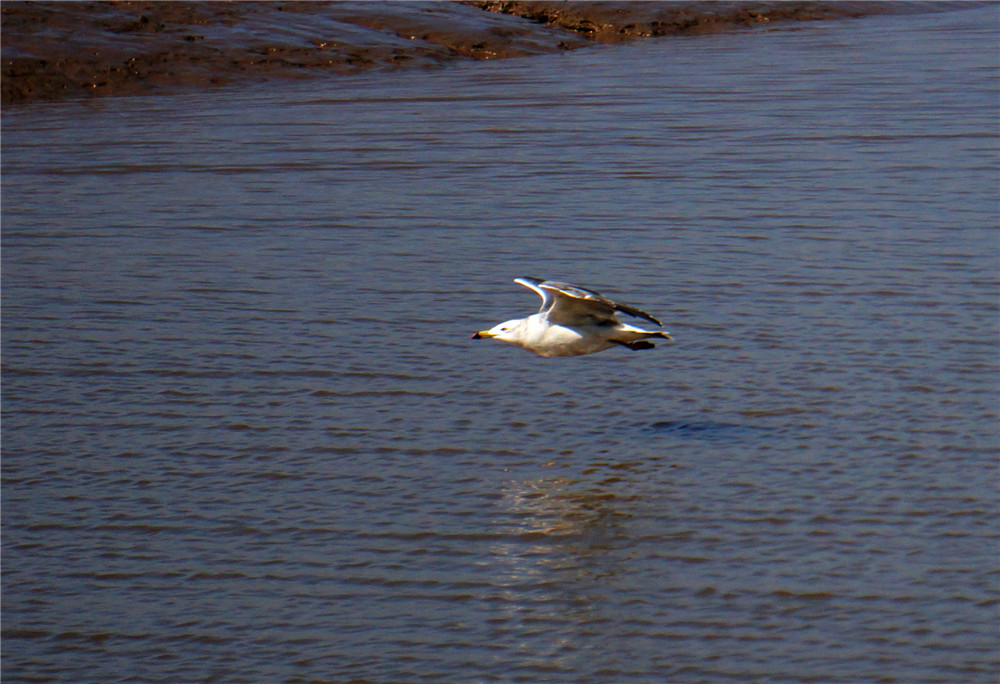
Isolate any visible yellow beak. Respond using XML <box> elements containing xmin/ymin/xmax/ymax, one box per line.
<box><xmin>472</xmin><ymin>330</ymin><xmax>494</xmax><ymax>339</ymax></box>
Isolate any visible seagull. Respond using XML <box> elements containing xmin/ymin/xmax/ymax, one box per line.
<box><xmin>472</xmin><ymin>277</ymin><xmax>672</xmax><ymax>357</ymax></box>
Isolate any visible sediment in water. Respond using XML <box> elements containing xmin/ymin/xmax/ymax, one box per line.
<box><xmin>0</xmin><ymin>1</ymin><xmax>947</xmax><ymax>105</ymax></box>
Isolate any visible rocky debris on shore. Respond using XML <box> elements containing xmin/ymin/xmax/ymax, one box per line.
<box><xmin>0</xmin><ymin>1</ymin><xmax>913</xmax><ymax>105</ymax></box>
<box><xmin>470</xmin><ymin>1</ymin><xmax>886</xmax><ymax>41</ymax></box>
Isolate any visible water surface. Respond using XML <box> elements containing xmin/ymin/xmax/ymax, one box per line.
<box><xmin>3</xmin><ymin>6</ymin><xmax>998</xmax><ymax>682</ymax></box>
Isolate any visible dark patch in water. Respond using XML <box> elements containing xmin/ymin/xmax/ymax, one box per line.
<box><xmin>647</xmin><ymin>419</ymin><xmax>766</xmax><ymax>442</ymax></box>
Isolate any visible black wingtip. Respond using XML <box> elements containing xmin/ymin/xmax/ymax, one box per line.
<box><xmin>614</xmin><ymin>303</ymin><xmax>662</xmax><ymax>327</ymax></box>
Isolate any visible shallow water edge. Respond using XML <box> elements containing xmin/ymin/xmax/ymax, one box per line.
<box><xmin>0</xmin><ymin>0</ymin><xmax>961</xmax><ymax>105</ymax></box>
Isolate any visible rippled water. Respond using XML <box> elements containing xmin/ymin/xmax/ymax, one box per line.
<box><xmin>3</xmin><ymin>6</ymin><xmax>998</xmax><ymax>682</ymax></box>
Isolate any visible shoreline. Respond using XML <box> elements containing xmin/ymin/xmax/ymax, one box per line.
<box><xmin>0</xmin><ymin>1</ymin><xmax>957</xmax><ymax>106</ymax></box>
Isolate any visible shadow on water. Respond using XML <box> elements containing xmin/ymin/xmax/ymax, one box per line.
<box><xmin>646</xmin><ymin>419</ymin><xmax>772</xmax><ymax>443</ymax></box>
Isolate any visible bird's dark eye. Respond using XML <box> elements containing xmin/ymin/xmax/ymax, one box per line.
<box><xmin>501</xmin><ymin>327</ymin><xmax>508</xmax><ymax>332</ymax></box>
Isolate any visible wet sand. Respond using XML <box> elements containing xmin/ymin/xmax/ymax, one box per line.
<box><xmin>0</xmin><ymin>1</ymin><xmax>943</xmax><ymax>105</ymax></box>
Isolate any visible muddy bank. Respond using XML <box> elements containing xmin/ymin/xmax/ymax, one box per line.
<box><xmin>0</xmin><ymin>1</ymin><xmax>950</xmax><ymax>105</ymax></box>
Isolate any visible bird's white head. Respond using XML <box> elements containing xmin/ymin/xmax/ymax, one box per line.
<box><xmin>472</xmin><ymin>318</ymin><xmax>526</xmax><ymax>345</ymax></box>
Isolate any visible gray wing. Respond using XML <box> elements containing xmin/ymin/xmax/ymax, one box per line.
<box><xmin>514</xmin><ymin>277</ymin><xmax>662</xmax><ymax>327</ymax></box>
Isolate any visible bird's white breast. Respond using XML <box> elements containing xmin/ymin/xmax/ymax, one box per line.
<box><xmin>523</xmin><ymin>316</ymin><xmax>616</xmax><ymax>357</ymax></box>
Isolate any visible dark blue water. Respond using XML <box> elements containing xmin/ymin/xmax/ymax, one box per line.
<box><xmin>3</xmin><ymin>6</ymin><xmax>997</xmax><ymax>682</ymax></box>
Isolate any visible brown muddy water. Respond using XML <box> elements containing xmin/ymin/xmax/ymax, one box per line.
<box><xmin>2</xmin><ymin>5</ymin><xmax>998</xmax><ymax>683</ymax></box>
<box><xmin>1</xmin><ymin>1</ymin><xmax>906</xmax><ymax>105</ymax></box>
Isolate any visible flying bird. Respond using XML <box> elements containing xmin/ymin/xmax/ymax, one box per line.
<box><xmin>472</xmin><ymin>277</ymin><xmax>672</xmax><ymax>357</ymax></box>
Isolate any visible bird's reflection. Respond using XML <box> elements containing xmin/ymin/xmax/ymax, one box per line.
<box><xmin>481</xmin><ymin>461</ymin><xmax>650</xmax><ymax>669</ymax></box>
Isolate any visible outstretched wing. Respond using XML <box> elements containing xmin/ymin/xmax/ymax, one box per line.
<box><xmin>513</xmin><ymin>277</ymin><xmax>556</xmax><ymax>314</ymax></box>
<box><xmin>514</xmin><ymin>277</ymin><xmax>662</xmax><ymax>327</ymax></box>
